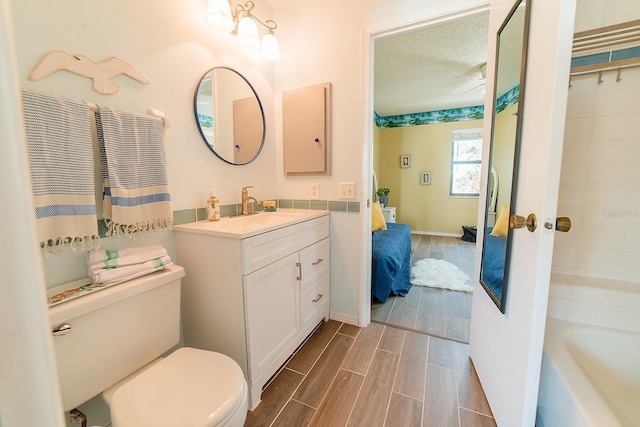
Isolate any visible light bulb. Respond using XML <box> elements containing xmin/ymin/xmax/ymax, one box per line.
<box><xmin>206</xmin><ymin>0</ymin><xmax>234</xmax><ymax>32</ymax></box>
<box><xmin>261</xmin><ymin>32</ymin><xmax>281</xmax><ymax>62</ymax></box>
<box><xmin>237</xmin><ymin>16</ymin><xmax>260</xmax><ymax>48</ymax></box>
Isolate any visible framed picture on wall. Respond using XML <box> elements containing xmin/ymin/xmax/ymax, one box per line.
<box><xmin>420</xmin><ymin>171</ymin><xmax>431</xmax><ymax>185</ymax></box>
<box><xmin>400</xmin><ymin>154</ymin><xmax>411</xmax><ymax>168</ymax></box>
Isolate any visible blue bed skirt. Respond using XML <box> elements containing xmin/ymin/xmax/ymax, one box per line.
<box><xmin>371</xmin><ymin>222</ymin><xmax>412</xmax><ymax>303</ymax></box>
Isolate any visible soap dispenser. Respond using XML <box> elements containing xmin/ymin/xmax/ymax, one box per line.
<box><xmin>207</xmin><ymin>188</ymin><xmax>220</xmax><ymax>221</ymax></box>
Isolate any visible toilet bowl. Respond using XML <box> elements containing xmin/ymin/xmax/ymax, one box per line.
<box><xmin>48</xmin><ymin>265</ymin><xmax>247</xmax><ymax>426</ymax></box>
<box><xmin>103</xmin><ymin>347</ymin><xmax>248</xmax><ymax>427</ymax></box>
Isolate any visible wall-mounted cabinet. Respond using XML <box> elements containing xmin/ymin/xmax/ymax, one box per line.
<box><xmin>282</xmin><ymin>82</ymin><xmax>331</xmax><ymax>175</ymax></box>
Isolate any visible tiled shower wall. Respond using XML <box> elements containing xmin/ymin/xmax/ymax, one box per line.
<box><xmin>552</xmin><ymin>66</ymin><xmax>640</xmax><ymax>283</ymax></box>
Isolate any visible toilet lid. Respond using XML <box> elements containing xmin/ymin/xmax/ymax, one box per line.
<box><xmin>110</xmin><ymin>347</ymin><xmax>246</xmax><ymax>427</ymax></box>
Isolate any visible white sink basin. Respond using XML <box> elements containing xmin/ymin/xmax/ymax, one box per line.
<box><xmin>173</xmin><ymin>209</ymin><xmax>329</xmax><ymax>239</ymax></box>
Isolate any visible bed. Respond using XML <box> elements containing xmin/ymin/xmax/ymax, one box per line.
<box><xmin>480</xmin><ymin>229</ymin><xmax>507</xmax><ymax>298</ymax></box>
<box><xmin>371</xmin><ymin>222</ymin><xmax>412</xmax><ymax>303</ymax></box>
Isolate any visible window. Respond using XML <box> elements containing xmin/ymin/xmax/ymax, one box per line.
<box><xmin>450</xmin><ymin>129</ymin><xmax>483</xmax><ymax>197</ymax></box>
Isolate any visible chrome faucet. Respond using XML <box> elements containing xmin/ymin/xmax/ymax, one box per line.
<box><xmin>241</xmin><ymin>186</ymin><xmax>261</xmax><ymax>215</ymax></box>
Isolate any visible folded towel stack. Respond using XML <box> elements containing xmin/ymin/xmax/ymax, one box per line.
<box><xmin>86</xmin><ymin>244</ymin><xmax>173</xmax><ymax>284</ymax></box>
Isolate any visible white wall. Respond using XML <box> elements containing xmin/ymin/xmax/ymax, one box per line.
<box><xmin>553</xmin><ymin>67</ymin><xmax>640</xmax><ymax>282</ymax></box>
<box><xmin>10</xmin><ymin>0</ymin><xmax>278</xmax><ymax>288</ymax></box>
<box><xmin>12</xmin><ymin>0</ymin><xmax>278</xmax><ymax>212</ymax></box>
<box><xmin>273</xmin><ymin>0</ymin><xmax>487</xmax><ymax>322</ymax></box>
<box><xmin>552</xmin><ymin>0</ymin><xmax>640</xmax><ymax>283</ymax></box>
<box><xmin>573</xmin><ymin>0</ymin><xmax>640</xmax><ymax>32</ymax></box>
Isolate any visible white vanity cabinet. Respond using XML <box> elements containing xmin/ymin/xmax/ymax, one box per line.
<box><xmin>173</xmin><ymin>211</ymin><xmax>330</xmax><ymax>410</ymax></box>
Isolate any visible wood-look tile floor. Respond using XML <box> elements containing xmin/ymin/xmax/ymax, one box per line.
<box><xmin>245</xmin><ymin>320</ymin><xmax>495</xmax><ymax>427</ymax></box>
<box><xmin>371</xmin><ymin>235</ymin><xmax>476</xmax><ymax>343</ymax></box>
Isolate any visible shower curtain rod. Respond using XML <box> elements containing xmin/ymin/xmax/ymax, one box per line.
<box><xmin>570</xmin><ymin>19</ymin><xmax>640</xmax><ymax>82</ymax></box>
<box><xmin>573</xmin><ymin>19</ymin><xmax>640</xmax><ymax>54</ymax></box>
<box><xmin>570</xmin><ymin>57</ymin><xmax>640</xmax><ymax>77</ymax></box>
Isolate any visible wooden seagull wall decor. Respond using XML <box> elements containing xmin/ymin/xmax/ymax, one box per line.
<box><xmin>29</xmin><ymin>51</ymin><xmax>150</xmax><ymax>95</ymax></box>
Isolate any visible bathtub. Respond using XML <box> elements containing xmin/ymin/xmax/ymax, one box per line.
<box><xmin>537</xmin><ymin>318</ymin><xmax>640</xmax><ymax>427</ymax></box>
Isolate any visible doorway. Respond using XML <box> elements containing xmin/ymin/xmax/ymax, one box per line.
<box><xmin>369</xmin><ymin>12</ymin><xmax>489</xmax><ymax>343</ymax></box>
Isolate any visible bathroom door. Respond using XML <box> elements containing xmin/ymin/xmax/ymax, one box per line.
<box><xmin>469</xmin><ymin>0</ymin><xmax>577</xmax><ymax>425</ymax></box>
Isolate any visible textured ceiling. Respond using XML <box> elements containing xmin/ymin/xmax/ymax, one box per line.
<box><xmin>374</xmin><ymin>14</ymin><xmax>490</xmax><ymax>117</ymax></box>
<box><xmin>265</xmin><ymin>5</ymin><xmax>497</xmax><ymax>117</ymax></box>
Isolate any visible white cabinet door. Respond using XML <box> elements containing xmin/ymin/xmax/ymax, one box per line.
<box><xmin>243</xmin><ymin>252</ymin><xmax>300</xmax><ymax>378</ymax></box>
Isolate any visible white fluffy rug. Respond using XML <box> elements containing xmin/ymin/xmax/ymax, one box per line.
<box><xmin>410</xmin><ymin>258</ymin><xmax>473</xmax><ymax>292</ymax></box>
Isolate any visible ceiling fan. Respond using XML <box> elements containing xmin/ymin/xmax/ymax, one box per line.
<box><xmin>455</xmin><ymin>62</ymin><xmax>487</xmax><ymax>96</ymax></box>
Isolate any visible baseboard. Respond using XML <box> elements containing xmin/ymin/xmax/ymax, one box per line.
<box><xmin>329</xmin><ymin>312</ymin><xmax>359</xmax><ymax>326</ymax></box>
<box><xmin>411</xmin><ymin>230</ymin><xmax>463</xmax><ymax>238</ymax></box>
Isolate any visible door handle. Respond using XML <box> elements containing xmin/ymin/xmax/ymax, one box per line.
<box><xmin>296</xmin><ymin>262</ymin><xmax>302</xmax><ymax>281</ymax></box>
<box><xmin>510</xmin><ymin>213</ymin><xmax>537</xmax><ymax>232</ymax></box>
<box><xmin>544</xmin><ymin>217</ymin><xmax>571</xmax><ymax>232</ymax></box>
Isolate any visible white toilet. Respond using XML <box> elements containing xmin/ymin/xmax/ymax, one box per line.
<box><xmin>48</xmin><ymin>265</ymin><xmax>248</xmax><ymax>426</ymax></box>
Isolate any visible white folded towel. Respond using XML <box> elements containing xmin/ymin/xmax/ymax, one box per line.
<box><xmin>87</xmin><ymin>245</ymin><xmax>168</xmax><ymax>272</ymax></box>
<box><xmin>86</xmin><ymin>244</ymin><xmax>167</xmax><ymax>265</ymax></box>
<box><xmin>90</xmin><ymin>255</ymin><xmax>173</xmax><ymax>284</ymax></box>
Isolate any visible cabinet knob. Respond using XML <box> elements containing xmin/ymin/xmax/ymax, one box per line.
<box><xmin>312</xmin><ymin>294</ymin><xmax>324</xmax><ymax>303</ymax></box>
<box><xmin>314</xmin><ymin>138</ymin><xmax>320</xmax><ymax>143</ymax></box>
<box><xmin>296</xmin><ymin>262</ymin><xmax>302</xmax><ymax>281</ymax></box>
<box><xmin>312</xmin><ymin>258</ymin><xmax>324</xmax><ymax>266</ymax></box>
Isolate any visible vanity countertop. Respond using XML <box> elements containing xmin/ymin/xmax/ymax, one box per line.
<box><xmin>173</xmin><ymin>209</ymin><xmax>329</xmax><ymax>239</ymax></box>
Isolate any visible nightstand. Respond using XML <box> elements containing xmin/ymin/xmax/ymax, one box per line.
<box><xmin>381</xmin><ymin>206</ymin><xmax>396</xmax><ymax>223</ymax></box>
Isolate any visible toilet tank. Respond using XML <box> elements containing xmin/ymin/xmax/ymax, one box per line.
<box><xmin>48</xmin><ymin>265</ymin><xmax>185</xmax><ymax>412</ymax></box>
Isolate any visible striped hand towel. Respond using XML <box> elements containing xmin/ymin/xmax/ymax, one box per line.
<box><xmin>21</xmin><ymin>89</ymin><xmax>99</xmax><ymax>251</ymax></box>
<box><xmin>96</xmin><ymin>106</ymin><xmax>172</xmax><ymax>236</ymax></box>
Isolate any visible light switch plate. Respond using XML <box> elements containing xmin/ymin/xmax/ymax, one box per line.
<box><xmin>339</xmin><ymin>182</ymin><xmax>355</xmax><ymax>200</ymax></box>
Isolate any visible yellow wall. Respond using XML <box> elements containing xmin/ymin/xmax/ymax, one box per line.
<box><xmin>373</xmin><ymin>124</ymin><xmax>381</xmax><ymax>199</ymax></box>
<box><xmin>377</xmin><ymin>119</ymin><xmax>483</xmax><ymax>234</ymax></box>
<box><xmin>490</xmin><ymin>103</ymin><xmax>518</xmax><ymax>213</ymax></box>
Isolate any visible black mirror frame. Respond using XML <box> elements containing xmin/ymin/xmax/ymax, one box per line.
<box><xmin>193</xmin><ymin>66</ymin><xmax>266</xmax><ymax>166</ymax></box>
<box><xmin>479</xmin><ymin>0</ymin><xmax>532</xmax><ymax>313</ymax></box>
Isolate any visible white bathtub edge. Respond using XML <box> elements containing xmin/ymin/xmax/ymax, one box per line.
<box><xmin>537</xmin><ymin>319</ymin><xmax>623</xmax><ymax>427</ymax></box>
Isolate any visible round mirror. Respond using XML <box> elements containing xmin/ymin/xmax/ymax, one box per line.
<box><xmin>194</xmin><ymin>67</ymin><xmax>265</xmax><ymax>165</ymax></box>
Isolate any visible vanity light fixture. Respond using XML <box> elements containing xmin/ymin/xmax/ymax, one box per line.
<box><xmin>207</xmin><ymin>0</ymin><xmax>282</xmax><ymax>62</ymax></box>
